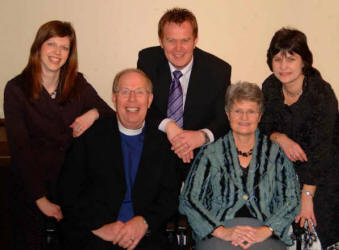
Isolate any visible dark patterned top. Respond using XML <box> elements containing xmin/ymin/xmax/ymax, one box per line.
<box><xmin>260</xmin><ymin>70</ymin><xmax>339</xmax><ymax>185</ymax></box>
<box><xmin>179</xmin><ymin>130</ymin><xmax>300</xmax><ymax>245</ymax></box>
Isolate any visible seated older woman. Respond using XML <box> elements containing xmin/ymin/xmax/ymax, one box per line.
<box><xmin>179</xmin><ymin>82</ymin><xmax>300</xmax><ymax>250</ymax></box>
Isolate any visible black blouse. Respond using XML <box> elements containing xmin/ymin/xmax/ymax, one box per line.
<box><xmin>260</xmin><ymin>71</ymin><xmax>339</xmax><ymax>185</ymax></box>
<box><xmin>4</xmin><ymin>72</ymin><xmax>114</xmax><ymax>202</ymax></box>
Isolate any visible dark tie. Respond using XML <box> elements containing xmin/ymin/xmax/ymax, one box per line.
<box><xmin>167</xmin><ymin>70</ymin><xmax>183</xmax><ymax>128</ymax></box>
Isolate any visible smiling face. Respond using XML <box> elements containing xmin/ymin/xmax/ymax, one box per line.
<box><xmin>159</xmin><ymin>21</ymin><xmax>198</xmax><ymax>70</ymax></box>
<box><xmin>112</xmin><ymin>72</ymin><xmax>153</xmax><ymax>129</ymax></box>
<box><xmin>272</xmin><ymin>51</ymin><xmax>304</xmax><ymax>86</ymax></box>
<box><xmin>40</xmin><ymin>36</ymin><xmax>70</xmax><ymax>75</ymax></box>
<box><xmin>227</xmin><ymin>100</ymin><xmax>261</xmax><ymax>137</ymax></box>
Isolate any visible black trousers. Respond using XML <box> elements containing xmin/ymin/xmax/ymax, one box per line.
<box><xmin>82</xmin><ymin>234</ymin><xmax>169</xmax><ymax>250</ymax></box>
<box><xmin>313</xmin><ymin>172</ymin><xmax>339</xmax><ymax>248</ymax></box>
<box><xmin>61</xmin><ymin>229</ymin><xmax>170</xmax><ymax>250</ymax></box>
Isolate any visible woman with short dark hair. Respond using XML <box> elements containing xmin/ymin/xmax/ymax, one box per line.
<box><xmin>260</xmin><ymin>27</ymin><xmax>339</xmax><ymax>248</ymax></box>
<box><xmin>4</xmin><ymin>20</ymin><xmax>113</xmax><ymax>249</ymax></box>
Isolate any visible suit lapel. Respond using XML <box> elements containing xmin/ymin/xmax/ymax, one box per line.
<box><xmin>104</xmin><ymin>117</ymin><xmax>126</xmax><ymax>182</ymax></box>
<box><xmin>184</xmin><ymin>49</ymin><xmax>207</xmax><ymax>124</ymax></box>
<box><xmin>132</xmin><ymin>122</ymin><xmax>160</xmax><ymax>194</ymax></box>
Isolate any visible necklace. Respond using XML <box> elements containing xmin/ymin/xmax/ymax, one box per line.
<box><xmin>236</xmin><ymin>148</ymin><xmax>253</xmax><ymax>157</ymax></box>
<box><xmin>283</xmin><ymin>87</ymin><xmax>302</xmax><ymax>98</ymax></box>
<box><xmin>49</xmin><ymin>89</ymin><xmax>57</xmax><ymax>99</ymax></box>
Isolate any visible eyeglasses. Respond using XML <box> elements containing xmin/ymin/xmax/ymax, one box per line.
<box><xmin>230</xmin><ymin>109</ymin><xmax>260</xmax><ymax>117</ymax></box>
<box><xmin>116</xmin><ymin>88</ymin><xmax>149</xmax><ymax>97</ymax></box>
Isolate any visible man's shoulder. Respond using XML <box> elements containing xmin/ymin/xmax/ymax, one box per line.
<box><xmin>85</xmin><ymin>115</ymin><xmax>117</xmax><ymax>138</ymax></box>
<box><xmin>144</xmin><ymin>114</ymin><xmax>170</xmax><ymax>146</ymax></box>
<box><xmin>144</xmin><ymin>114</ymin><xmax>165</xmax><ymax>137</ymax></box>
<box><xmin>138</xmin><ymin>46</ymin><xmax>163</xmax><ymax>60</ymax></box>
<box><xmin>194</xmin><ymin>47</ymin><xmax>231</xmax><ymax>70</ymax></box>
<box><xmin>137</xmin><ymin>46</ymin><xmax>166</xmax><ymax>73</ymax></box>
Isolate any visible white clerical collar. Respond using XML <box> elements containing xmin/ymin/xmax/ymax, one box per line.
<box><xmin>117</xmin><ymin>119</ymin><xmax>144</xmax><ymax>136</ymax></box>
<box><xmin>168</xmin><ymin>56</ymin><xmax>194</xmax><ymax>76</ymax></box>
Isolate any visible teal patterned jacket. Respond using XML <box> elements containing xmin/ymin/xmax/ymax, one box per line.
<box><xmin>179</xmin><ymin>130</ymin><xmax>300</xmax><ymax>245</ymax></box>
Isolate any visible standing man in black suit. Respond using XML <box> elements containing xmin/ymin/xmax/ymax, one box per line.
<box><xmin>58</xmin><ymin>69</ymin><xmax>180</xmax><ymax>250</ymax></box>
<box><xmin>137</xmin><ymin>8</ymin><xmax>231</xmax><ymax>176</ymax></box>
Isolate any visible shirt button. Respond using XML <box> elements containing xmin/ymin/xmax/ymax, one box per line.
<box><xmin>243</xmin><ymin>194</ymin><xmax>249</xmax><ymax>200</ymax></box>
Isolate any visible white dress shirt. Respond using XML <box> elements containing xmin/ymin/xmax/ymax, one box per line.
<box><xmin>159</xmin><ymin>57</ymin><xmax>214</xmax><ymax>144</ymax></box>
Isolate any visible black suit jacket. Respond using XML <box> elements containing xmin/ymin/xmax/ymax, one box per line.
<box><xmin>137</xmin><ymin>46</ymin><xmax>231</xmax><ymax>140</ymax></box>
<box><xmin>58</xmin><ymin>115</ymin><xmax>180</xmax><ymax>248</ymax></box>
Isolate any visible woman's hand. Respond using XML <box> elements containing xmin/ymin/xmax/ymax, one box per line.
<box><xmin>295</xmin><ymin>185</ymin><xmax>317</xmax><ymax>231</ymax></box>
<box><xmin>35</xmin><ymin>196</ymin><xmax>63</xmax><ymax>221</ymax></box>
<box><xmin>70</xmin><ymin>108</ymin><xmax>99</xmax><ymax>137</ymax></box>
<box><xmin>212</xmin><ymin>226</ymin><xmax>256</xmax><ymax>249</ymax></box>
<box><xmin>250</xmin><ymin>226</ymin><xmax>273</xmax><ymax>244</ymax></box>
<box><xmin>232</xmin><ymin>226</ymin><xmax>272</xmax><ymax>249</ymax></box>
<box><xmin>271</xmin><ymin>133</ymin><xmax>308</xmax><ymax>162</ymax></box>
<box><xmin>213</xmin><ymin>225</ymin><xmax>272</xmax><ymax>249</ymax></box>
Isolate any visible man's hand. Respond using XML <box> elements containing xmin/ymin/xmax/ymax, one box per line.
<box><xmin>165</xmin><ymin>120</ymin><xmax>183</xmax><ymax>142</ymax></box>
<box><xmin>92</xmin><ymin>221</ymin><xmax>125</xmax><ymax>242</ymax></box>
<box><xmin>35</xmin><ymin>196</ymin><xmax>63</xmax><ymax>221</ymax></box>
<box><xmin>171</xmin><ymin>130</ymin><xmax>205</xmax><ymax>153</ymax></box>
<box><xmin>165</xmin><ymin>121</ymin><xmax>194</xmax><ymax>163</ymax></box>
<box><xmin>70</xmin><ymin>108</ymin><xmax>99</xmax><ymax>137</ymax></box>
<box><xmin>115</xmin><ymin>216</ymin><xmax>148</xmax><ymax>250</ymax></box>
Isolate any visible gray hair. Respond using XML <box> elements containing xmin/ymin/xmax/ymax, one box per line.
<box><xmin>225</xmin><ymin>81</ymin><xmax>264</xmax><ymax>113</ymax></box>
<box><xmin>112</xmin><ymin>68</ymin><xmax>153</xmax><ymax>93</ymax></box>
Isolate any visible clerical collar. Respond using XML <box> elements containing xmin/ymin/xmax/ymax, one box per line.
<box><xmin>117</xmin><ymin>120</ymin><xmax>145</xmax><ymax>136</ymax></box>
<box><xmin>168</xmin><ymin>56</ymin><xmax>194</xmax><ymax>77</ymax></box>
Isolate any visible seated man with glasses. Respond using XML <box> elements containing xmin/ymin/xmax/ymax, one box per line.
<box><xmin>58</xmin><ymin>68</ymin><xmax>180</xmax><ymax>250</ymax></box>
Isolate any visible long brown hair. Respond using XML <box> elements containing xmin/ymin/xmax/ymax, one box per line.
<box><xmin>23</xmin><ymin>20</ymin><xmax>78</xmax><ymax>102</ymax></box>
